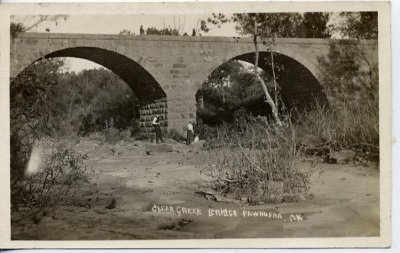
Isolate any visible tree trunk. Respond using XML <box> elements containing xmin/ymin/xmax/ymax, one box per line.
<box><xmin>253</xmin><ymin>20</ymin><xmax>281</xmax><ymax>125</ymax></box>
<box><xmin>270</xmin><ymin>50</ymin><xmax>279</xmax><ymax>109</ymax></box>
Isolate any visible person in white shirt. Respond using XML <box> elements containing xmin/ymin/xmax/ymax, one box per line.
<box><xmin>186</xmin><ymin>121</ymin><xmax>194</xmax><ymax>145</ymax></box>
<box><xmin>152</xmin><ymin>116</ymin><xmax>164</xmax><ymax>143</ymax></box>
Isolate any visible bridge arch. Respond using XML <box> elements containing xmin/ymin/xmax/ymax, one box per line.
<box><xmin>14</xmin><ymin>47</ymin><xmax>168</xmax><ymax>133</ymax></box>
<box><xmin>41</xmin><ymin>47</ymin><xmax>166</xmax><ymax>102</ymax></box>
<box><xmin>199</xmin><ymin>47</ymin><xmax>327</xmax><ymax>112</ymax></box>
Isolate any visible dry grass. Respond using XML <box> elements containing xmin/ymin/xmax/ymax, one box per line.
<box><xmin>295</xmin><ymin>98</ymin><xmax>379</xmax><ymax>161</ymax></box>
<box><xmin>201</xmin><ymin>112</ymin><xmax>316</xmax><ymax>204</ymax></box>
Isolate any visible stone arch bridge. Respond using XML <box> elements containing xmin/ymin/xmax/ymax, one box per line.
<box><xmin>10</xmin><ymin>33</ymin><xmax>378</xmax><ymax>133</ymax></box>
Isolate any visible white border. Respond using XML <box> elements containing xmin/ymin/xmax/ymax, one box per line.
<box><xmin>0</xmin><ymin>1</ymin><xmax>393</xmax><ymax>249</ymax></box>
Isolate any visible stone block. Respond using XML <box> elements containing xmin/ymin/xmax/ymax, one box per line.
<box><xmin>173</xmin><ymin>63</ymin><xmax>187</xmax><ymax>68</ymax></box>
<box><xmin>170</xmin><ymin>67</ymin><xmax>188</xmax><ymax>74</ymax></box>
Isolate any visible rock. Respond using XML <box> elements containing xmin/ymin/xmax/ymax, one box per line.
<box><xmin>105</xmin><ymin>198</ymin><xmax>116</xmax><ymax>209</ymax></box>
<box><xmin>330</xmin><ymin>149</ymin><xmax>356</xmax><ymax>164</ymax></box>
<box><xmin>190</xmin><ymin>140</ymin><xmax>205</xmax><ymax>153</ymax></box>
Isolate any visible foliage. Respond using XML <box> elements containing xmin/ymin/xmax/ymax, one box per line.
<box><xmin>299</xmin><ymin>12</ymin><xmax>331</xmax><ymax>38</ymax></box>
<box><xmin>104</xmin><ymin>127</ymin><xmax>132</xmax><ymax>144</ymax></box>
<box><xmin>119</xmin><ymin>29</ymin><xmax>135</xmax><ymax>35</ymax></box>
<box><xmin>58</xmin><ymin>68</ymin><xmax>139</xmax><ymax>135</ymax></box>
<box><xmin>27</xmin><ymin>147</ymin><xmax>90</xmax><ymax>207</ymax></box>
<box><xmin>201</xmin><ymin>109</ymin><xmax>314</xmax><ymax>204</ymax></box>
<box><xmin>197</xmin><ymin>60</ymin><xmax>275</xmax><ymax>125</ymax></box>
<box><xmin>11</xmin><ymin>60</ymin><xmax>139</xmax><ymax>139</ymax></box>
<box><xmin>10</xmin><ymin>22</ymin><xmax>25</xmax><ymax>39</ymax></box>
<box><xmin>201</xmin><ymin>12</ymin><xmax>331</xmax><ymax>38</ymax></box>
<box><xmin>10</xmin><ymin>59</ymin><xmax>139</xmax><ymax>208</ymax></box>
<box><xmin>317</xmin><ymin>41</ymin><xmax>378</xmax><ymax>104</ymax></box>
<box><xmin>10</xmin><ymin>59</ymin><xmax>66</xmax><ymax>196</ymax></box>
<box><xmin>329</xmin><ymin>12</ymin><xmax>378</xmax><ymax>39</ymax></box>
<box><xmin>311</xmin><ymin>40</ymin><xmax>379</xmax><ymax>160</ymax></box>
<box><xmin>10</xmin><ymin>15</ymin><xmax>68</xmax><ymax>39</ymax></box>
<box><xmin>146</xmin><ymin>26</ymin><xmax>181</xmax><ymax>36</ymax></box>
<box><xmin>295</xmin><ymin>99</ymin><xmax>378</xmax><ymax>161</ymax></box>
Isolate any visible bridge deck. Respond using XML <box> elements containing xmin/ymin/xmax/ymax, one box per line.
<box><xmin>18</xmin><ymin>32</ymin><xmax>376</xmax><ymax>45</ymax></box>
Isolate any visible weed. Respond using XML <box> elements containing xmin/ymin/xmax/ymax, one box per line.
<box><xmin>17</xmin><ymin>145</ymin><xmax>92</xmax><ymax>208</ymax></box>
<box><xmin>201</xmin><ymin>111</ymin><xmax>315</xmax><ymax>204</ymax></box>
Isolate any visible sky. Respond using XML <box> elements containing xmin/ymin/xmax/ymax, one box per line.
<box><xmin>13</xmin><ymin>14</ymin><xmax>239</xmax><ymax>72</ymax></box>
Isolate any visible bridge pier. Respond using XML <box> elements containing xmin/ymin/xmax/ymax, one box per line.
<box><xmin>139</xmin><ymin>97</ymin><xmax>168</xmax><ymax>134</ymax></box>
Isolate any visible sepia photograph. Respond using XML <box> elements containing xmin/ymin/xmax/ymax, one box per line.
<box><xmin>0</xmin><ymin>1</ymin><xmax>392</xmax><ymax>249</ymax></box>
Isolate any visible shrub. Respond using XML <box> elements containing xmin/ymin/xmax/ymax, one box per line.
<box><xmin>313</xmin><ymin>40</ymin><xmax>379</xmax><ymax>161</ymax></box>
<box><xmin>132</xmin><ymin>132</ymin><xmax>150</xmax><ymax>141</ymax></box>
<box><xmin>87</xmin><ymin>131</ymin><xmax>106</xmax><ymax>142</ymax></box>
<box><xmin>202</xmin><ymin>108</ymin><xmax>275</xmax><ymax>150</ymax></box>
<box><xmin>13</xmin><ymin>145</ymin><xmax>91</xmax><ymax>209</ymax></box>
<box><xmin>295</xmin><ymin>98</ymin><xmax>379</xmax><ymax>161</ymax></box>
<box><xmin>201</xmin><ymin>110</ymin><xmax>315</xmax><ymax>204</ymax></box>
<box><xmin>103</xmin><ymin>127</ymin><xmax>131</xmax><ymax>144</ymax></box>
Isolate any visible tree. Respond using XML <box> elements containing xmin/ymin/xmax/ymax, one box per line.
<box><xmin>146</xmin><ymin>26</ymin><xmax>180</xmax><ymax>36</ymax></box>
<box><xmin>299</xmin><ymin>12</ymin><xmax>331</xmax><ymax>38</ymax></box>
<box><xmin>197</xmin><ymin>60</ymin><xmax>275</xmax><ymax>124</ymax></box>
<box><xmin>10</xmin><ymin>58</ymin><xmax>66</xmax><ymax>207</ymax></box>
<box><xmin>119</xmin><ymin>29</ymin><xmax>135</xmax><ymax>35</ymax></box>
<box><xmin>201</xmin><ymin>12</ymin><xmax>331</xmax><ymax>38</ymax></box>
<box><xmin>200</xmin><ymin>12</ymin><xmax>333</xmax><ymax>125</ymax></box>
<box><xmin>11</xmin><ymin>15</ymin><xmax>68</xmax><ymax>39</ymax></box>
<box><xmin>329</xmin><ymin>12</ymin><xmax>378</xmax><ymax>39</ymax></box>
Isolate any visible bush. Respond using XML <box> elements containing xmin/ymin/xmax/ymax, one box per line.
<box><xmin>104</xmin><ymin>127</ymin><xmax>131</xmax><ymax>144</ymax></box>
<box><xmin>202</xmin><ymin>108</ymin><xmax>275</xmax><ymax>150</ymax></box>
<box><xmin>313</xmin><ymin>40</ymin><xmax>379</xmax><ymax>161</ymax></box>
<box><xmin>201</xmin><ymin>110</ymin><xmax>314</xmax><ymax>204</ymax></box>
<box><xmin>13</xmin><ymin>145</ymin><xmax>91</xmax><ymax>209</ymax></box>
<box><xmin>295</xmin><ymin>98</ymin><xmax>379</xmax><ymax>161</ymax></box>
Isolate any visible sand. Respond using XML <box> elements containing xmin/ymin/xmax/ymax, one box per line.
<box><xmin>11</xmin><ymin>138</ymin><xmax>379</xmax><ymax>240</ymax></box>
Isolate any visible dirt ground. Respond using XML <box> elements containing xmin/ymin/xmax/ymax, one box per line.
<box><xmin>11</xmin><ymin>138</ymin><xmax>380</xmax><ymax>240</ymax></box>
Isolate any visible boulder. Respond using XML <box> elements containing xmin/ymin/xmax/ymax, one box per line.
<box><xmin>190</xmin><ymin>140</ymin><xmax>205</xmax><ymax>153</ymax></box>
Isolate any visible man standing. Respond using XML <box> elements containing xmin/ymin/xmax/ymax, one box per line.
<box><xmin>152</xmin><ymin>116</ymin><xmax>164</xmax><ymax>144</ymax></box>
<box><xmin>186</xmin><ymin>121</ymin><xmax>194</xmax><ymax>145</ymax></box>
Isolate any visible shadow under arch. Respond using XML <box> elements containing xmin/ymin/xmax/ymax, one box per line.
<box><xmin>231</xmin><ymin>51</ymin><xmax>328</xmax><ymax>108</ymax></box>
<box><xmin>42</xmin><ymin>47</ymin><xmax>166</xmax><ymax>102</ymax></box>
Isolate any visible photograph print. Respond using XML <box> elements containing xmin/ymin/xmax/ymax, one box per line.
<box><xmin>1</xmin><ymin>1</ymin><xmax>391</xmax><ymax>248</ymax></box>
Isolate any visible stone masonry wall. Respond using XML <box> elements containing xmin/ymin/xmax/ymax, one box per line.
<box><xmin>139</xmin><ymin>97</ymin><xmax>168</xmax><ymax>134</ymax></box>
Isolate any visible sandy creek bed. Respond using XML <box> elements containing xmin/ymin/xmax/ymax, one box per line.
<box><xmin>11</xmin><ymin>139</ymin><xmax>379</xmax><ymax>240</ymax></box>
